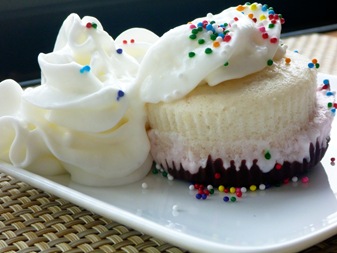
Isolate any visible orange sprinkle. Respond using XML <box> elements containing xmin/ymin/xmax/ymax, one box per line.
<box><xmin>236</xmin><ymin>5</ymin><xmax>245</xmax><ymax>11</ymax></box>
<box><xmin>312</xmin><ymin>58</ymin><xmax>318</xmax><ymax>64</ymax></box>
<box><xmin>248</xmin><ymin>13</ymin><xmax>254</xmax><ymax>19</ymax></box>
<box><xmin>213</xmin><ymin>41</ymin><xmax>220</xmax><ymax>48</ymax></box>
<box><xmin>285</xmin><ymin>57</ymin><xmax>291</xmax><ymax>64</ymax></box>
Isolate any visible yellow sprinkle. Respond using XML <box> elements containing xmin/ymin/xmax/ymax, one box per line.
<box><xmin>250</xmin><ymin>3</ymin><xmax>257</xmax><ymax>11</ymax></box>
<box><xmin>213</xmin><ymin>41</ymin><xmax>220</xmax><ymax>48</ymax></box>
<box><xmin>259</xmin><ymin>14</ymin><xmax>267</xmax><ymax>20</ymax></box>
<box><xmin>236</xmin><ymin>5</ymin><xmax>245</xmax><ymax>11</ymax></box>
<box><xmin>250</xmin><ymin>185</ymin><xmax>257</xmax><ymax>191</ymax></box>
<box><xmin>230</xmin><ymin>187</ymin><xmax>236</xmax><ymax>194</ymax></box>
<box><xmin>218</xmin><ymin>185</ymin><xmax>225</xmax><ymax>192</ymax></box>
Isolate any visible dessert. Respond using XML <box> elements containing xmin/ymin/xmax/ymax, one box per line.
<box><xmin>138</xmin><ymin>3</ymin><xmax>335</xmax><ymax>187</ymax></box>
<box><xmin>0</xmin><ymin>14</ymin><xmax>159</xmax><ymax>186</ymax></box>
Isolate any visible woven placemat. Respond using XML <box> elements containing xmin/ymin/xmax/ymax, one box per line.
<box><xmin>1</xmin><ymin>172</ymin><xmax>337</xmax><ymax>253</ymax></box>
<box><xmin>0</xmin><ymin>173</ymin><xmax>187</xmax><ymax>253</ymax></box>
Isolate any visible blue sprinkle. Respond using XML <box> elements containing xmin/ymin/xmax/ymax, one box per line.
<box><xmin>80</xmin><ymin>65</ymin><xmax>91</xmax><ymax>74</ymax></box>
<box><xmin>323</xmin><ymin>79</ymin><xmax>330</xmax><ymax>85</ymax></box>
<box><xmin>294</xmin><ymin>50</ymin><xmax>299</xmax><ymax>53</ymax></box>
<box><xmin>206</xmin><ymin>24</ymin><xmax>214</xmax><ymax>31</ymax></box>
<box><xmin>262</xmin><ymin>4</ymin><xmax>268</xmax><ymax>12</ymax></box>
<box><xmin>117</xmin><ymin>90</ymin><xmax>125</xmax><ymax>101</ymax></box>
<box><xmin>268</xmin><ymin>10</ymin><xmax>275</xmax><ymax>15</ymax></box>
<box><xmin>331</xmin><ymin>108</ymin><xmax>336</xmax><ymax>115</ymax></box>
<box><xmin>196</xmin><ymin>193</ymin><xmax>202</xmax><ymax>199</ymax></box>
<box><xmin>223</xmin><ymin>196</ymin><xmax>230</xmax><ymax>202</ymax></box>
<box><xmin>116</xmin><ymin>48</ymin><xmax>123</xmax><ymax>54</ymax></box>
<box><xmin>197</xmin><ymin>22</ymin><xmax>203</xmax><ymax>27</ymax></box>
<box><xmin>201</xmin><ymin>194</ymin><xmax>207</xmax><ymax>200</ymax></box>
<box><xmin>308</xmin><ymin>62</ymin><xmax>315</xmax><ymax>68</ymax></box>
<box><xmin>326</xmin><ymin>91</ymin><xmax>334</xmax><ymax>96</ymax></box>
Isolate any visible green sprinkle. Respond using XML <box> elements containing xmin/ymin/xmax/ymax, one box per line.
<box><xmin>315</xmin><ymin>63</ymin><xmax>320</xmax><ymax>69</ymax></box>
<box><xmin>268</xmin><ymin>23</ymin><xmax>275</xmax><ymax>29</ymax></box>
<box><xmin>152</xmin><ymin>168</ymin><xmax>159</xmax><ymax>174</ymax></box>
<box><xmin>264</xmin><ymin>150</ymin><xmax>272</xmax><ymax>160</ymax></box>
<box><xmin>328</xmin><ymin>102</ymin><xmax>333</xmax><ymax>108</ymax></box>
<box><xmin>189</xmin><ymin>34</ymin><xmax>197</xmax><ymax>40</ymax></box>
<box><xmin>192</xmin><ymin>28</ymin><xmax>199</xmax><ymax>34</ymax></box>
<box><xmin>210</xmin><ymin>20</ymin><xmax>216</xmax><ymax>24</ymax></box>
<box><xmin>162</xmin><ymin>171</ymin><xmax>168</xmax><ymax>177</ymax></box>
<box><xmin>197</xmin><ymin>26</ymin><xmax>203</xmax><ymax>32</ymax></box>
<box><xmin>188</xmin><ymin>52</ymin><xmax>196</xmax><ymax>58</ymax></box>
<box><xmin>205</xmin><ymin>48</ymin><xmax>213</xmax><ymax>54</ymax></box>
<box><xmin>224</xmin><ymin>62</ymin><xmax>229</xmax><ymax>66</ymax></box>
<box><xmin>230</xmin><ymin>196</ymin><xmax>237</xmax><ymax>202</ymax></box>
<box><xmin>210</xmin><ymin>34</ymin><xmax>217</xmax><ymax>41</ymax></box>
<box><xmin>267</xmin><ymin>59</ymin><xmax>273</xmax><ymax>66</ymax></box>
<box><xmin>92</xmin><ymin>23</ymin><xmax>97</xmax><ymax>29</ymax></box>
<box><xmin>198</xmin><ymin>39</ymin><xmax>205</xmax><ymax>44</ymax></box>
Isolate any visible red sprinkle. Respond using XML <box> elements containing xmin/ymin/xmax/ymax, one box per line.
<box><xmin>223</xmin><ymin>35</ymin><xmax>232</xmax><ymax>42</ymax></box>
<box><xmin>130</xmin><ymin>39</ymin><xmax>135</xmax><ymax>43</ymax></box>
<box><xmin>301</xmin><ymin>176</ymin><xmax>309</xmax><ymax>183</ymax></box>
<box><xmin>262</xmin><ymin>33</ymin><xmax>269</xmax><ymax>39</ymax></box>
<box><xmin>270</xmin><ymin>37</ymin><xmax>278</xmax><ymax>43</ymax></box>
<box><xmin>259</xmin><ymin>26</ymin><xmax>266</xmax><ymax>33</ymax></box>
<box><xmin>122</xmin><ymin>40</ymin><xmax>127</xmax><ymax>44</ymax></box>
<box><xmin>203</xmin><ymin>189</ymin><xmax>210</xmax><ymax>196</ymax></box>
<box><xmin>86</xmin><ymin>22</ymin><xmax>92</xmax><ymax>28</ymax></box>
<box><xmin>214</xmin><ymin>173</ymin><xmax>221</xmax><ymax>179</ymax></box>
<box><xmin>331</xmin><ymin>157</ymin><xmax>336</xmax><ymax>162</ymax></box>
<box><xmin>275</xmin><ymin>163</ymin><xmax>282</xmax><ymax>170</ymax></box>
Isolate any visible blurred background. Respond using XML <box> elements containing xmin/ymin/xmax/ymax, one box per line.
<box><xmin>0</xmin><ymin>0</ymin><xmax>336</xmax><ymax>83</ymax></box>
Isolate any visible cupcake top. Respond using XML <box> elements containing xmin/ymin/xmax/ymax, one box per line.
<box><xmin>139</xmin><ymin>2</ymin><xmax>286</xmax><ymax>103</ymax></box>
<box><xmin>0</xmin><ymin>13</ymin><xmax>158</xmax><ymax>185</ymax></box>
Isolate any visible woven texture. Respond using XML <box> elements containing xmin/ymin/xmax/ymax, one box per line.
<box><xmin>0</xmin><ymin>173</ymin><xmax>187</xmax><ymax>253</ymax></box>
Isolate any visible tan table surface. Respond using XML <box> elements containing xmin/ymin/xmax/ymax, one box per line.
<box><xmin>1</xmin><ymin>32</ymin><xmax>337</xmax><ymax>253</ymax></box>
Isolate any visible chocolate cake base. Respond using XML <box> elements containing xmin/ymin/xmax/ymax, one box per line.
<box><xmin>162</xmin><ymin>139</ymin><xmax>329</xmax><ymax>188</ymax></box>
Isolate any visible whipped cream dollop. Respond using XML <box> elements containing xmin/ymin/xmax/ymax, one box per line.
<box><xmin>139</xmin><ymin>3</ymin><xmax>286</xmax><ymax>103</ymax></box>
<box><xmin>0</xmin><ymin>13</ymin><xmax>159</xmax><ymax>186</ymax></box>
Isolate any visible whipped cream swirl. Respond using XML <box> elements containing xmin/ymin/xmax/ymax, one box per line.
<box><xmin>0</xmin><ymin>14</ymin><xmax>159</xmax><ymax>186</ymax></box>
<box><xmin>139</xmin><ymin>3</ymin><xmax>286</xmax><ymax>103</ymax></box>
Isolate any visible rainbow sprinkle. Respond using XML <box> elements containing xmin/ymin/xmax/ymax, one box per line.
<box><xmin>187</xmin><ymin>3</ymin><xmax>284</xmax><ymax>65</ymax></box>
<box><xmin>86</xmin><ymin>22</ymin><xmax>97</xmax><ymax>29</ymax></box>
<box><xmin>79</xmin><ymin>65</ymin><xmax>90</xmax><ymax>74</ymax></box>
<box><xmin>116</xmin><ymin>90</ymin><xmax>125</xmax><ymax>101</ymax></box>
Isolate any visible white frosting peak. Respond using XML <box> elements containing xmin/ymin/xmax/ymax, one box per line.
<box><xmin>139</xmin><ymin>3</ymin><xmax>285</xmax><ymax>103</ymax></box>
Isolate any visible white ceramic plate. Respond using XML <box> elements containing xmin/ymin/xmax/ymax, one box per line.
<box><xmin>1</xmin><ymin>73</ymin><xmax>337</xmax><ymax>253</ymax></box>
